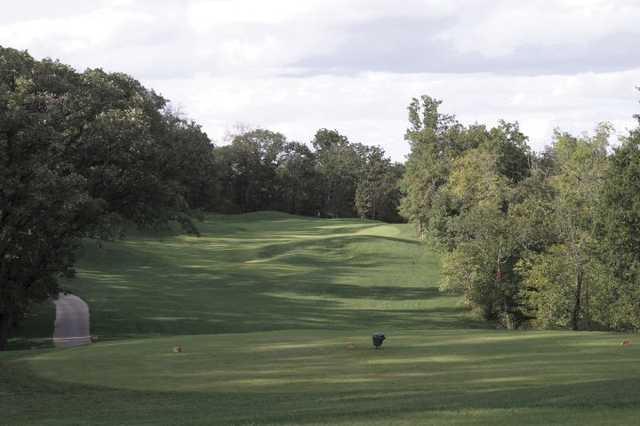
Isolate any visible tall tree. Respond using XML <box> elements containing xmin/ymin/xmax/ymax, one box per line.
<box><xmin>402</xmin><ymin>95</ymin><xmax>536</xmax><ymax>326</ymax></box>
<box><xmin>0</xmin><ymin>49</ymin><xmax>98</xmax><ymax>349</ymax></box>
<box><xmin>518</xmin><ymin>126</ymin><xmax>611</xmax><ymax>330</ymax></box>
<box><xmin>274</xmin><ymin>142</ymin><xmax>321</xmax><ymax>216</ymax></box>
<box><xmin>597</xmin><ymin>114</ymin><xmax>640</xmax><ymax>329</ymax></box>
<box><xmin>0</xmin><ymin>47</ymin><xmax>218</xmax><ymax>349</ymax></box>
<box><xmin>216</xmin><ymin>129</ymin><xmax>286</xmax><ymax>212</ymax></box>
<box><xmin>439</xmin><ymin>147</ymin><xmax>521</xmax><ymax>325</ymax></box>
<box><xmin>355</xmin><ymin>147</ymin><xmax>403</xmax><ymax>222</ymax></box>
<box><xmin>399</xmin><ymin>96</ymin><xmax>461</xmax><ymax>238</ymax></box>
<box><xmin>313</xmin><ymin>129</ymin><xmax>364</xmax><ymax>218</ymax></box>
<box><xmin>158</xmin><ymin>113</ymin><xmax>218</xmax><ymax>212</ymax></box>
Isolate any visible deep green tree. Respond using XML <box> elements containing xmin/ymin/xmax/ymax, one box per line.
<box><xmin>0</xmin><ymin>49</ymin><xmax>99</xmax><ymax>349</ymax></box>
<box><xmin>517</xmin><ymin>125</ymin><xmax>611</xmax><ymax>330</ymax></box>
<box><xmin>0</xmin><ymin>47</ymin><xmax>219</xmax><ymax>348</ymax></box>
<box><xmin>274</xmin><ymin>142</ymin><xmax>321</xmax><ymax>216</ymax></box>
<box><xmin>399</xmin><ymin>97</ymin><xmax>460</xmax><ymax>238</ymax></box>
<box><xmin>312</xmin><ymin>129</ymin><xmax>364</xmax><ymax>218</ymax></box>
<box><xmin>439</xmin><ymin>147</ymin><xmax>522</xmax><ymax>325</ymax></box>
<box><xmin>597</xmin><ymin>116</ymin><xmax>640</xmax><ymax>329</ymax></box>
<box><xmin>158</xmin><ymin>113</ymin><xmax>218</xmax><ymax>212</ymax></box>
<box><xmin>402</xmin><ymin>95</ymin><xmax>539</xmax><ymax>326</ymax></box>
<box><xmin>216</xmin><ymin>129</ymin><xmax>286</xmax><ymax>212</ymax></box>
<box><xmin>355</xmin><ymin>146</ymin><xmax>403</xmax><ymax>222</ymax></box>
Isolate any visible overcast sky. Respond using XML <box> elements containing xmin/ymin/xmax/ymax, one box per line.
<box><xmin>2</xmin><ymin>0</ymin><xmax>639</xmax><ymax>160</ymax></box>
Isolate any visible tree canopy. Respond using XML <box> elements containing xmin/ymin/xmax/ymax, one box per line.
<box><xmin>401</xmin><ymin>94</ymin><xmax>640</xmax><ymax>331</ymax></box>
<box><xmin>0</xmin><ymin>47</ymin><xmax>216</xmax><ymax>349</ymax></box>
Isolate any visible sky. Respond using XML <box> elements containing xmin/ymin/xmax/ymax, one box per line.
<box><xmin>1</xmin><ymin>0</ymin><xmax>639</xmax><ymax>160</ymax></box>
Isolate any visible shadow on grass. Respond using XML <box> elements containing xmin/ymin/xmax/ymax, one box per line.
<box><xmin>65</xmin><ymin>224</ymin><xmax>475</xmax><ymax>341</ymax></box>
<box><xmin>12</xmin><ymin>213</ymin><xmax>472</xmax><ymax>348</ymax></box>
<box><xmin>3</xmin><ymin>333</ymin><xmax>640</xmax><ymax>425</ymax></box>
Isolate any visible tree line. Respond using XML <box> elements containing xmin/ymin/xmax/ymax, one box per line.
<box><xmin>0</xmin><ymin>47</ymin><xmax>402</xmax><ymax>349</ymax></box>
<box><xmin>2</xmin><ymin>46</ymin><xmax>640</xmax><ymax>349</ymax></box>
<box><xmin>215</xmin><ymin>128</ymin><xmax>403</xmax><ymax>221</ymax></box>
<box><xmin>401</xmin><ymin>95</ymin><xmax>640</xmax><ymax>331</ymax></box>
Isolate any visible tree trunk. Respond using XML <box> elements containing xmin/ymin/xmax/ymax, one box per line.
<box><xmin>0</xmin><ymin>312</ymin><xmax>11</xmax><ymax>351</ymax></box>
<box><xmin>584</xmin><ymin>277</ymin><xmax>590</xmax><ymax>329</ymax></box>
<box><xmin>572</xmin><ymin>268</ymin><xmax>583</xmax><ymax>331</ymax></box>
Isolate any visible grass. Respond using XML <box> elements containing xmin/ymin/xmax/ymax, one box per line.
<box><xmin>2</xmin><ymin>212</ymin><xmax>640</xmax><ymax>425</ymax></box>
<box><xmin>62</xmin><ymin>211</ymin><xmax>476</xmax><ymax>339</ymax></box>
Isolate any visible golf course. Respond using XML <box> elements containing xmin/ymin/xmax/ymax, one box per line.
<box><xmin>2</xmin><ymin>212</ymin><xmax>639</xmax><ymax>425</ymax></box>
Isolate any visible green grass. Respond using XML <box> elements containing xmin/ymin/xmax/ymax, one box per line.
<box><xmin>2</xmin><ymin>212</ymin><xmax>640</xmax><ymax>425</ymax></box>
<box><xmin>61</xmin><ymin>211</ymin><xmax>476</xmax><ymax>339</ymax></box>
<box><xmin>4</xmin><ymin>330</ymin><xmax>640</xmax><ymax>425</ymax></box>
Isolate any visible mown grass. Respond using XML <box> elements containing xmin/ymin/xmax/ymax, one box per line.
<box><xmin>61</xmin><ymin>211</ymin><xmax>476</xmax><ymax>340</ymax></box>
<box><xmin>4</xmin><ymin>330</ymin><xmax>640</xmax><ymax>425</ymax></box>
<box><xmin>3</xmin><ymin>212</ymin><xmax>640</xmax><ymax>425</ymax></box>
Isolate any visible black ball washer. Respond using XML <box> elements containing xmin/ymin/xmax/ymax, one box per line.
<box><xmin>372</xmin><ymin>332</ymin><xmax>386</xmax><ymax>349</ymax></box>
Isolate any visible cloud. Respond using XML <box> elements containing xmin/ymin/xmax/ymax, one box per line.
<box><xmin>1</xmin><ymin>0</ymin><xmax>638</xmax><ymax>160</ymax></box>
<box><xmin>436</xmin><ymin>0</ymin><xmax>640</xmax><ymax>58</ymax></box>
<box><xmin>4</xmin><ymin>0</ymin><xmax>640</xmax><ymax>77</ymax></box>
<box><xmin>146</xmin><ymin>69</ymin><xmax>639</xmax><ymax>161</ymax></box>
<box><xmin>0</xmin><ymin>7</ymin><xmax>155</xmax><ymax>54</ymax></box>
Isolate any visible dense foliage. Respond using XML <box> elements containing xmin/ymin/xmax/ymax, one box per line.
<box><xmin>0</xmin><ymin>47</ymin><xmax>223</xmax><ymax>348</ymax></box>
<box><xmin>214</xmin><ymin>128</ymin><xmax>403</xmax><ymax>221</ymax></box>
<box><xmin>401</xmin><ymin>95</ymin><xmax>640</xmax><ymax>331</ymax></box>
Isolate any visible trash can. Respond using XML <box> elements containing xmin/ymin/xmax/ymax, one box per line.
<box><xmin>372</xmin><ymin>332</ymin><xmax>386</xmax><ymax>349</ymax></box>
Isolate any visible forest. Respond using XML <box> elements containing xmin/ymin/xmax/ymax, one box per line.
<box><xmin>1</xmin><ymin>45</ymin><xmax>640</xmax><ymax>350</ymax></box>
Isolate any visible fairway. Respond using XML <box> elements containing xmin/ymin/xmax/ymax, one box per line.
<box><xmin>65</xmin><ymin>211</ymin><xmax>475</xmax><ymax>339</ymax></box>
<box><xmin>3</xmin><ymin>213</ymin><xmax>640</xmax><ymax>425</ymax></box>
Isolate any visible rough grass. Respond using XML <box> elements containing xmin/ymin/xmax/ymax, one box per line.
<box><xmin>3</xmin><ymin>212</ymin><xmax>640</xmax><ymax>425</ymax></box>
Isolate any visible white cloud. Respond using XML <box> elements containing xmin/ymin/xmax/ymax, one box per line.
<box><xmin>436</xmin><ymin>0</ymin><xmax>640</xmax><ymax>57</ymax></box>
<box><xmin>146</xmin><ymin>69</ymin><xmax>639</xmax><ymax>160</ymax></box>
<box><xmin>0</xmin><ymin>8</ymin><xmax>155</xmax><ymax>54</ymax></box>
<box><xmin>1</xmin><ymin>0</ymin><xmax>638</xmax><ymax>160</ymax></box>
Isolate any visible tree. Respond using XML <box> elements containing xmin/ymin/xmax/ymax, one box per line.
<box><xmin>355</xmin><ymin>147</ymin><xmax>403</xmax><ymax>222</ymax></box>
<box><xmin>401</xmin><ymin>95</ymin><xmax>538</xmax><ymax>326</ymax></box>
<box><xmin>62</xmin><ymin>69</ymin><xmax>203</xmax><ymax>230</ymax></box>
<box><xmin>399</xmin><ymin>97</ymin><xmax>461</xmax><ymax>238</ymax></box>
<box><xmin>158</xmin><ymin>113</ymin><xmax>218</xmax><ymax>212</ymax></box>
<box><xmin>439</xmin><ymin>148</ymin><xmax>522</xmax><ymax>326</ymax></box>
<box><xmin>313</xmin><ymin>129</ymin><xmax>364</xmax><ymax>218</ymax></box>
<box><xmin>553</xmin><ymin>127</ymin><xmax>609</xmax><ymax>329</ymax></box>
<box><xmin>0</xmin><ymin>48</ymin><xmax>99</xmax><ymax>349</ymax></box>
<box><xmin>216</xmin><ymin>129</ymin><xmax>286</xmax><ymax>212</ymax></box>
<box><xmin>274</xmin><ymin>142</ymin><xmax>321</xmax><ymax>216</ymax></box>
<box><xmin>518</xmin><ymin>125</ymin><xmax>611</xmax><ymax>330</ymax></box>
<box><xmin>0</xmin><ymin>47</ymin><xmax>218</xmax><ymax>349</ymax></box>
<box><xmin>597</xmin><ymin>116</ymin><xmax>640</xmax><ymax>329</ymax></box>
<box><xmin>517</xmin><ymin>244</ymin><xmax>612</xmax><ymax>329</ymax></box>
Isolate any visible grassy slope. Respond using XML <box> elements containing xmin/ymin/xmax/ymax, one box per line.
<box><xmin>2</xmin><ymin>212</ymin><xmax>640</xmax><ymax>425</ymax></box>
<box><xmin>63</xmin><ymin>211</ymin><xmax>476</xmax><ymax>339</ymax></box>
